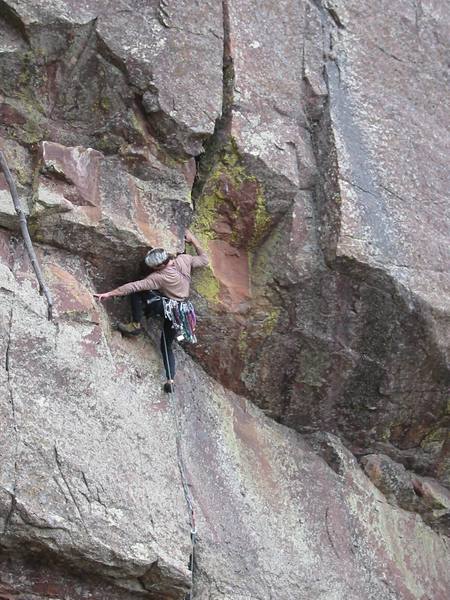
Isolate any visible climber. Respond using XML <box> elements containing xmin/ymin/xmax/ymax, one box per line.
<box><xmin>93</xmin><ymin>230</ymin><xmax>209</xmax><ymax>393</ymax></box>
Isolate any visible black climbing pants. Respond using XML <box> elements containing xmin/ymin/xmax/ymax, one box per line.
<box><xmin>130</xmin><ymin>291</ymin><xmax>176</xmax><ymax>380</ymax></box>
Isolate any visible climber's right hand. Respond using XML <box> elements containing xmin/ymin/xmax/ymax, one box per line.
<box><xmin>184</xmin><ymin>229</ymin><xmax>195</xmax><ymax>244</ymax></box>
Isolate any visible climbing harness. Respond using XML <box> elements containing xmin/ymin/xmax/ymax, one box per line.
<box><xmin>162</xmin><ymin>329</ymin><xmax>197</xmax><ymax>600</ymax></box>
<box><xmin>162</xmin><ymin>298</ymin><xmax>197</xmax><ymax>343</ymax></box>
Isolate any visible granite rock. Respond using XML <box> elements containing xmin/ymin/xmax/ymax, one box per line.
<box><xmin>0</xmin><ymin>0</ymin><xmax>449</xmax><ymax>596</ymax></box>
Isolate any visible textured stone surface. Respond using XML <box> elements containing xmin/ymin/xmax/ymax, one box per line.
<box><xmin>34</xmin><ymin>140</ymin><xmax>192</xmax><ymax>274</ymax></box>
<box><xmin>190</xmin><ymin>0</ymin><xmax>450</xmax><ymax>483</ymax></box>
<box><xmin>0</xmin><ymin>233</ymin><xmax>449</xmax><ymax>598</ymax></box>
<box><xmin>1</xmin><ymin>0</ymin><xmax>447</xmax><ymax>481</ymax></box>
<box><xmin>0</xmin><ymin>0</ymin><xmax>223</xmax><ymax>155</ymax></box>
<box><xmin>361</xmin><ymin>453</ymin><xmax>450</xmax><ymax>536</ymax></box>
<box><xmin>0</xmin><ymin>0</ymin><xmax>449</xmax><ymax>597</ymax></box>
<box><xmin>0</xmin><ymin>233</ymin><xmax>192</xmax><ymax>598</ymax></box>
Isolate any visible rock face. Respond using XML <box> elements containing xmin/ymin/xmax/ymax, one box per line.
<box><xmin>190</xmin><ymin>0</ymin><xmax>450</xmax><ymax>484</ymax></box>
<box><xmin>0</xmin><ymin>233</ymin><xmax>449</xmax><ymax>598</ymax></box>
<box><xmin>0</xmin><ymin>0</ymin><xmax>449</xmax><ymax>598</ymax></box>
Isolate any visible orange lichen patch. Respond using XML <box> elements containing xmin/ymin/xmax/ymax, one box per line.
<box><xmin>46</xmin><ymin>263</ymin><xmax>98</xmax><ymax>319</ymax></box>
<box><xmin>208</xmin><ymin>239</ymin><xmax>251</xmax><ymax>312</ymax></box>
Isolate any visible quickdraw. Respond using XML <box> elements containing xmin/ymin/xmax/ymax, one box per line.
<box><xmin>163</xmin><ymin>298</ymin><xmax>197</xmax><ymax>344</ymax></box>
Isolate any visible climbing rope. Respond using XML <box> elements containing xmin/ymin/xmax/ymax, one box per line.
<box><xmin>161</xmin><ymin>328</ymin><xmax>197</xmax><ymax>600</ymax></box>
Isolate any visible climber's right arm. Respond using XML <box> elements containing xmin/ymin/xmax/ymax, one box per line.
<box><xmin>185</xmin><ymin>230</ymin><xmax>209</xmax><ymax>267</ymax></box>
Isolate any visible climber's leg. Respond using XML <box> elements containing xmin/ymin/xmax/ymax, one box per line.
<box><xmin>161</xmin><ymin>318</ymin><xmax>177</xmax><ymax>392</ymax></box>
<box><xmin>117</xmin><ymin>292</ymin><xmax>147</xmax><ymax>336</ymax></box>
<box><xmin>123</xmin><ymin>292</ymin><xmax>177</xmax><ymax>389</ymax></box>
<box><xmin>131</xmin><ymin>291</ymin><xmax>145</xmax><ymax>322</ymax></box>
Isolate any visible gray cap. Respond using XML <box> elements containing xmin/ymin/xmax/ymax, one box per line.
<box><xmin>145</xmin><ymin>248</ymin><xmax>169</xmax><ymax>268</ymax></box>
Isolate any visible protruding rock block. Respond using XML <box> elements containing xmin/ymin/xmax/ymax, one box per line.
<box><xmin>31</xmin><ymin>141</ymin><xmax>192</xmax><ymax>284</ymax></box>
<box><xmin>362</xmin><ymin>453</ymin><xmax>450</xmax><ymax>536</ymax></box>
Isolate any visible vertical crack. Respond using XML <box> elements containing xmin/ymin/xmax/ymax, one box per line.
<box><xmin>5</xmin><ymin>306</ymin><xmax>13</xmax><ymax>376</ymax></box>
<box><xmin>219</xmin><ymin>0</ymin><xmax>234</xmax><ymax>137</ymax></box>
<box><xmin>54</xmin><ymin>445</ymin><xmax>90</xmax><ymax>534</ymax></box>
<box><xmin>302</xmin><ymin>1</ymin><xmax>343</xmax><ymax>266</ymax></box>
<box><xmin>3</xmin><ymin>305</ymin><xmax>19</xmax><ymax>536</ymax></box>
<box><xmin>191</xmin><ymin>0</ymin><xmax>235</xmax><ymax>207</ymax></box>
<box><xmin>4</xmin><ymin>306</ymin><xmax>17</xmax><ymax>459</ymax></box>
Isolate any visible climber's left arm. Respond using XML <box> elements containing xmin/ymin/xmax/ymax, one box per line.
<box><xmin>94</xmin><ymin>272</ymin><xmax>162</xmax><ymax>300</ymax></box>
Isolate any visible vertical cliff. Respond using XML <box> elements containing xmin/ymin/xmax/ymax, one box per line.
<box><xmin>0</xmin><ymin>0</ymin><xmax>449</xmax><ymax>598</ymax></box>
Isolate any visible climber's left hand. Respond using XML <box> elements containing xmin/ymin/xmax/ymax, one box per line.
<box><xmin>93</xmin><ymin>292</ymin><xmax>112</xmax><ymax>301</ymax></box>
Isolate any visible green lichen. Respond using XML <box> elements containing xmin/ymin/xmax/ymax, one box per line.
<box><xmin>251</xmin><ymin>187</ymin><xmax>270</xmax><ymax>249</ymax></box>
<box><xmin>18</xmin><ymin>51</ymin><xmax>35</xmax><ymax>87</ymax></box>
<box><xmin>99</xmin><ymin>96</ymin><xmax>111</xmax><ymax>113</ymax></box>
<box><xmin>193</xmin><ymin>138</ymin><xmax>270</xmax><ymax>248</ymax></box>
<box><xmin>91</xmin><ymin>96</ymin><xmax>112</xmax><ymax>116</ymax></box>
<box><xmin>379</xmin><ymin>425</ymin><xmax>393</xmax><ymax>442</ymax></box>
<box><xmin>237</xmin><ymin>329</ymin><xmax>248</xmax><ymax>356</ymax></box>
<box><xmin>192</xmin><ymin>138</ymin><xmax>274</xmax><ymax>307</ymax></box>
<box><xmin>128</xmin><ymin>111</ymin><xmax>146</xmax><ymax>137</ymax></box>
<box><xmin>192</xmin><ymin>267</ymin><xmax>220</xmax><ymax>304</ymax></box>
<box><xmin>421</xmin><ymin>427</ymin><xmax>448</xmax><ymax>447</ymax></box>
<box><xmin>250</xmin><ymin>222</ymin><xmax>284</xmax><ymax>289</ymax></box>
<box><xmin>13</xmin><ymin>165</ymin><xmax>31</xmax><ymax>188</ymax></box>
<box><xmin>21</xmin><ymin>118</ymin><xmax>44</xmax><ymax>144</ymax></box>
<box><xmin>262</xmin><ymin>306</ymin><xmax>280</xmax><ymax>336</ymax></box>
<box><xmin>192</xmin><ymin>185</ymin><xmax>224</xmax><ymax>242</ymax></box>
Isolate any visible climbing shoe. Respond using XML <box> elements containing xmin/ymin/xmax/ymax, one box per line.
<box><xmin>117</xmin><ymin>321</ymin><xmax>143</xmax><ymax>336</ymax></box>
<box><xmin>163</xmin><ymin>381</ymin><xmax>175</xmax><ymax>394</ymax></box>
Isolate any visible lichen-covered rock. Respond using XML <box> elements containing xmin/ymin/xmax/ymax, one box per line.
<box><xmin>0</xmin><ymin>0</ymin><xmax>223</xmax><ymax>289</ymax></box>
<box><xmin>1</xmin><ymin>0</ymin><xmax>448</xmax><ymax>484</ymax></box>
<box><xmin>0</xmin><ymin>0</ymin><xmax>223</xmax><ymax>155</ymax></box>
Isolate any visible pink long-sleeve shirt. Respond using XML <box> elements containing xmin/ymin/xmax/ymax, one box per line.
<box><xmin>111</xmin><ymin>252</ymin><xmax>209</xmax><ymax>301</ymax></box>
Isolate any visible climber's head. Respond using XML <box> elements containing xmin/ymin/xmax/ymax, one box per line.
<box><xmin>145</xmin><ymin>248</ymin><xmax>171</xmax><ymax>270</ymax></box>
